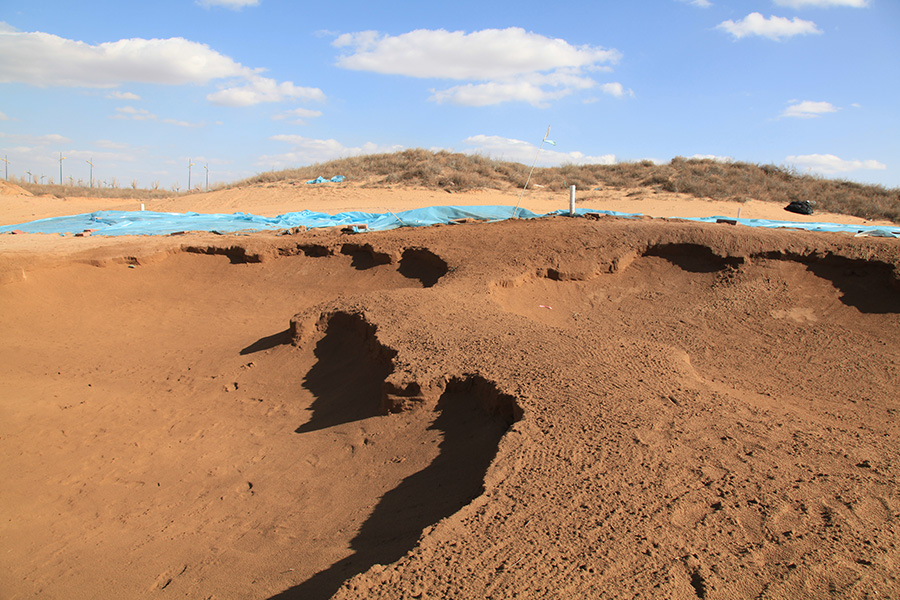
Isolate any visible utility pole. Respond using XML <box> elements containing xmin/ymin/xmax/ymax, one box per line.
<box><xmin>86</xmin><ymin>158</ymin><xmax>94</xmax><ymax>188</ymax></box>
<box><xmin>188</xmin><ymin>159</ymin><xmax>194</xmax><ymax>190</ymax></box>
<box><xmin>204</xmin><ymin>163</ymin><xmax>209</xmax><ymax>192</ymax></box>
<box><xmin>59</xmin><ymin>152</ymin><xmax>65</xmax><ymax>185</ymax></box>
<box><xmin>26</xmin><ymin>170</ymin><xmax>33</xmax><ymax>184</ymax></box>
<box><xmin>2</xmin><ymin>155</ymin><xmax>8</xmax><ymax>180</ymax></box>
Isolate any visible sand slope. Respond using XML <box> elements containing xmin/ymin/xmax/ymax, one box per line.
<box><xmin>1</xmin><ymin>196</ymin><xmax>899</xmax><ymax>599</ymax></box>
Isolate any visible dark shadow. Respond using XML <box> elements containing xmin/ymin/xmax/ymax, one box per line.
<box><xmin>644</xmin><ymin>243</ymin><xmax>743</xmax><ymax>274</ymax></box>
<box><xmin>398</xmin><ymin>248</ymin><xmax>449</xmax><ymax>288</ymax></box>
<box><xmin>298</xmin><ymin>244</ymin><xmax>333</xmax><ymax>257</ymax></box>
<box><xmin>184</xmin><ymin>244</ymin><xmax>263</xmax><ymax>264</ymax></box>
<box><xmin>294</xmin><ymin>313</ymin><xmax>395</xmax><ymax>434</ymax></box>
<box><xmin>239</xmin><ymin>328</ymin><xmax>292</xmax><ymax>355</ymax></box>
<box><xmin>805</xmin><ymin>257</ymin><xmax>900</xmax><ymax>314</ymax></box>
<box><xmin>340</xmin><ymin>243</ymin><xmax>392</xmax><ymax>270</ymax></box>
<box><xmin>270</xmin><ymin>377</ymin><xmax>519</xmax><ymax>600</ymax></box>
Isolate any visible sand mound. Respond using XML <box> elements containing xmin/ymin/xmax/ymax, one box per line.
<box><xmin>0</xmin><ymin>179</ymin><xmax>32</xmax><ymax>196</ymax></box>
<box><xmin>1</xmin><ymin>217</ymin><xmax>898</xmax><ymax>599</ymax></box>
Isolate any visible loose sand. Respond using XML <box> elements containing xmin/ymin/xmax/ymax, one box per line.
<box><xmin>1</xmin><ymin>184</ymin><xmax>898</xmax><ymax>599</ymax></box>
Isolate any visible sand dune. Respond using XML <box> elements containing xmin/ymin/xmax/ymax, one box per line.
<box><xmin>1</xmin><ymin>189</ymin><xmax>898</xmax><ymax>599</ymax></box>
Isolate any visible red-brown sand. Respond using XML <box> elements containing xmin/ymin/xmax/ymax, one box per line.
<box><xmin>1</xmin><ymin>184</ymin><xmax>898</xmax><ymax>599</ymax></box>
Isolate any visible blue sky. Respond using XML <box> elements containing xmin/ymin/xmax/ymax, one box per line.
<box><xmin>1</xmin><ymin>0</ymin><xmax>898</xmax><ymax>190</ymax></box>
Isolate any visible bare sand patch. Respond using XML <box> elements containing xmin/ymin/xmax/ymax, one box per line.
<box><xmin>1</xmin><ymin>192</ymin><xmax>898</xmax><ymax>599</ymax></box>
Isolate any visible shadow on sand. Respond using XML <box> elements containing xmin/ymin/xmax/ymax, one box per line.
<box><xmin>271</xmin><ymin>339</ymin><xmax>517</xmax><ymax>600</ymax></box>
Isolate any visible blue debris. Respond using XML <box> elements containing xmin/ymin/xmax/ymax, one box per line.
<box><xmin>0</xmin><ymin>206</ymin><xmax>897</xmax><ymax>238</ymax></box>
<box><xmin>305</xmin><ymin>175</ymin><xmax>346</xmax><ymax>184</ymax></box>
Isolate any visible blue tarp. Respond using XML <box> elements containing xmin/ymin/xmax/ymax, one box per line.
<box><xmin>0</xmin><ymin>206</ymin><xmax>897</xmax><ymax>238</ymax></box>
<box><xmin>306</xmin><ymin>175</ymin><xmax>346</xmax><ymax>184</ymax></box>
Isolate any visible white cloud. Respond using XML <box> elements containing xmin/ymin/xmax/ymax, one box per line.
<box><xmin>782</xmin><ymin>100</ymin><xmax>839</xmax><ymax>118</ymax></box>
<box><xmin>334</xmin><ymin>27</ymin><xmax>623</xmax><ymax>107</ymax></box>
<box><xmin>272</xmin><ymin>107</ymin><xmax>324</xmax><ymax>124</ymax></box>
<box><xmin>431</xmin><ymin>80</ymin><xmax>572</xmax><ymax>107</ymax></box>
<box><xmin>774</xmin><ymin>0</ymin><xmax>867</xmax><ymax>7</ymax></box>
<box><xmin>335</xmin><ymin>28</ymin><xmax>620</xmax><ymax>79</ymax></box>
<box><xmin>463</xmin><ymin>134</ymin><xmax>616</xmax><ymax>166</ymax></box>
<box><xmin>0</xmin><ymin>31</ymin><xmax>255</xmax><ymax>87</ymax></box>
<box><xmin>717</xmin><ymin>13</ymin><xmax>822</xmax><ymax>40</ymax></box>
<box><xmin>260</xmin><ymin>135</ymin><xmax>404</xmax><ymax>169</ymax></box>
<box><xmin>36</xmin><ymin>133</ymin><xmax>71</xmax><ymax>145</ymax></box>
<box><xmin>0</xmin><ymin>22</ymin><xmax>17</xmax><ymax>33</ymax></box>
<box><xmin>0</xmin><ymin>110</ymin><xmax>9</xmax><ymax>120</ymax></box>
<box><xmin>112</xmin><ymin>106</ymin><xmax>156</xmax><ymax>121</ymax></box>
<box><xmin>207</xmin><ymin>75</ymin><xmax>325</xmax><ymax>107</ymax></box>
<box><xmin>599</xmin><ymin>82</ymin><xmax>634</xmax><ymax>98</ymax></box>
<box><xmin>677</xmin><ymin>0</ymin><xmax>713</xmax><ymax>7</ymax></box>
<box><xmin>197</xmin><ymin>0</ymin><xmax>259</xmax><ymax>8</ymax></box>
<box><xmin>106</xmin><ymin>90</ymin><xmax>141</xmax><ymax>100</ymax></box>
<box><xmin>786</xmin><ymin>153</ymin><xmax>886</xmax><ymax>174</ymax></box>
<box><xmin>0</xmin><ymin>28</ymin><xmax>319</xmax><ymax>108</ymax></box>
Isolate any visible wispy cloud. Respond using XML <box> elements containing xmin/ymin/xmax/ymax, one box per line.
<box><xmin>782</xmin><ymin>100</ymin><xmax>839</xmax><ymax>118</ymax></box>
<box><xmin>196</xmin><ymin>0</ymin><xmax>260</xmax><ymax>9</ymax></box>
<box><xmin>773</xmin><ymin>0</ymin><xmax>867</xmax><ymax>7</ymax></box>
<box><xmin>260</xmin><ymin>135</ymin><xmax>404</xmax><ymax>169</ymax></box>
<box><xmin>334</xmin><ymin>27</ymin><xmax>624</xmax><ymax>107</ymax></box>
<box><xmin>717</xmin><ymin>13</ymin><xmax>822</xmax><ymax>41</ymax></box>
<box><xmin>690</xmin><ymin>154</ymin><xmax>732</xmax><ymax>162</ymax></box>
<box><xmin>786</xmin><ymin>153</ymin><xmax>886</xmax><ymax>174</ymax></box>
<box><xmin>110</xmin><ymin>106</ymin><xmax>204</xmax><ymax>127</ymax></box>
<box><xmin>106</xmin><ymin>91</ymin><xmax>141</xmax><ymax>100</ymax></box>
<box><xmin>0</xmin><ymin>109</ymin><xmax>9</xmax><ymax>121</ymax></box>
<box><xmin>463</xmin><ymin>134</ymin><xmax>615</xmax><ymax>166</ymax></box>
<box><xmin>676</xmin><ymin>0</ymin><xmax>713</xmax><ymax>7</ymax></box>
<box><xmin>111</xmin><ymin>106</ymin><xmax>156</xmax><ymax>121</ymax></box>
<box><xmin>272</xmin><ymin>107</ymin><xmax>324</xmax><ymax>124</ymax></box>
<box><xmin>94</xmin><ymin>140</ymin><xmax>129</xmax><ymax>150</ymax></box>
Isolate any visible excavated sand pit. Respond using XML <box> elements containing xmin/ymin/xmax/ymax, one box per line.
<box><xmin>1</xmin><ymin>216</ymin><xmax>898</xmax><ymax>599</ymax></box>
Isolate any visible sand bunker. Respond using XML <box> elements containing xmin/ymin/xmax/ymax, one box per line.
<box><xmin>1</xmin><ymin>215</ymin><xmax>899</xmax><ymax>599</ymax></box>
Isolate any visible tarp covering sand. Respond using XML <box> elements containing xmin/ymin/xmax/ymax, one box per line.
<box><xmin>1</xmin><ymin>205</ymin><xmax>898</xmax><ymax>237</ymax></box>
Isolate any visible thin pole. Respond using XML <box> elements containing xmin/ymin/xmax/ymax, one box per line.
<box><xmin>514</xmin><ymin>125</ymin><xmax>552</xmax><ymax>218</ymax></box>
<box><xmin>2</xmin><ymin>155</ymin><xmax>8</xmax><ymax>180</ymax></box>
<box><xmin>188</xmin><ymin>159</ymin><xmax>193</xmax><ymax>190</ymax></box>
<box><xmin>204</xmin><ymin>164</ymin><xmax>209</xmax><ymax>192</ymax></box>
<box><xmin>87</xmin><ymin>158</ymin><xmax>94</xmax><ymax>188</ymax></box>
<box><xmin>59</xmin><ymin>152</ymin><xmax>65</xmax><ymax>184</ymax></box>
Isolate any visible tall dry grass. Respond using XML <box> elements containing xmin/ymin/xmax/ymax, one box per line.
<box><xmin>237</xmin><ymin>151</ymin><xmax>900</xmax><ymax>223</ymax></box>
<box><xmin>13</xmin><ymin>181</ymin><xmax>179</xmax><ymax>201</ymax></box>
<box><xmin>13</xmin><ymin>150</ymin><xmax>899</xmax><ymax>222</ymax></box>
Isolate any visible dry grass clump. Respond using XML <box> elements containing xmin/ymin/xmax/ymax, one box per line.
<box><xmin>239</xmin><ymin>149</ymin><xmax>531</xmax><ymax>191</ymax></box>
<box><xmin>242</xmin><ymin>151</ymin><xmax>899</xmax><ymax>223</ymax></box>
<box><xmin>14</xmin><ymin>181</ymin><xmax>179</xmax><ymax>201</ymax></box>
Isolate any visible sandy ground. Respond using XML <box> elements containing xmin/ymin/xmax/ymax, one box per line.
<box><xmin>1</xmin><ymin>184</ymin><xmax>899</xmax><ymax>600</ymax></box>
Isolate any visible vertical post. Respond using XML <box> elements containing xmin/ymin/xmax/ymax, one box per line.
<box><xmin>59</xmin><ymin>152</ymin><xmax>65</xmax><ymax>184</ymax></box>
<box><xmin>2</xmin><ymin>155</ymin><xmax>8</xmax><ymax>180</ymax></box>
<box><xmin>86</xmin><ymin>158</ymin><xmax>93</xmax><ymax>188</ymax></box>
<box><xmin>569</xmin><ymin>184</ymin><xmax>576</xmax><ymax>216</ymax></box>
<box><xmin>188</xmin><ymin>159</ymin><xmax>193</xmax><ymax>190</ymax></box>
<box><xmin>204</xmin><ymin>163</ymin><xmax>209</xmax><ymax>192</ymax></box>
